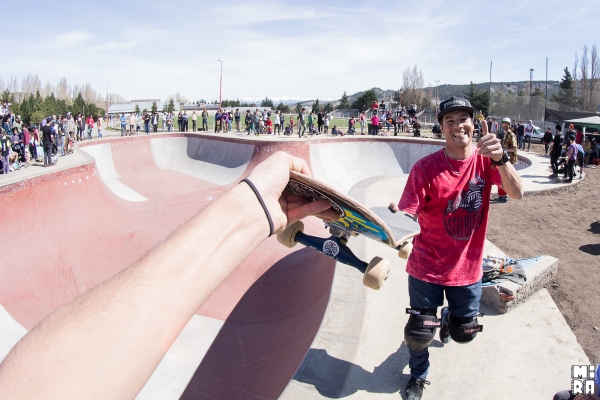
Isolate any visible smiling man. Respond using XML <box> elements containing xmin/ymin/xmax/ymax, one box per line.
<box><xmin>397</xmin><ymin>96</ymin><xmax>523</xmax><ymax>400</ymax></box>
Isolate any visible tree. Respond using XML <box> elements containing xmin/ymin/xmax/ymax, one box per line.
<box><xmin>151</xmin><ymin>101</ymin><xmax>158</xmax><ymax>114</ymax></box>
<box><xmin>166</xmin><ymin>98</ymin><xmax>176</xmax><ymax>113</ymax></box>
<box><xmin>339</xmin><ymin>91</ymin><xmax>350</xmax><ymax>109</ymax></box>
<box><xmin>401</xmin><ymin>65</ymin><xmax>425</xmax><ymax>108</ymax></box>
<box><xmin>322</xmin><ymin>102</ymin><xmax>332</xmax><ymax>113</ymax></box>
<box><xmin>260</xmin><ymin>97</ymin><xmax>274</xmax><ymax>108</ymax></box>
<box><xmin>134</xmin><ymin>103</ymin><xmax>141</xmax><ymax>115</ymax></box>
<box><xmin>312</xmin><ymin>98</ymin><xmax>321</xmax><ymax>113</ymax></box>
<box><xmin>464</xmin><ymin>82</ymin><xmax>489</xmax><ymax>116</ymax></box>
<box><xmin>351</xmin><ymin>89</ymin><xmax>377</xmax><ymax>112</ymax></box>
<box><xmin>551</xmin><ymin>67</ymin><xmax>578</xmax><ymax>111</ymax></box>
<box><xmin>573</xmin><ymin>43</ymin><xmax>600</xmax><ymax>112</ymax></box>
<box><xmin>295</xmin><ymin>102</ymin><xmax>303</xmax><ymax>114</ymax></box>
<box><xmin>276</xmin><ymin>102</ymin><xmax>290</xmax><ymax>113</ymax></box>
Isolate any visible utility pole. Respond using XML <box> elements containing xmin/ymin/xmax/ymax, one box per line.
<box><xmin>434</xmin><ymin>80</ymin><xmax>440</xmax><ymax>117</ymax></box>
<box><xmin>545</xmin><ymin>58</ymin><xmax>548</xmax><ymax>128</ymax></box>
<box><xmin>218</xmin><ymin>59</ymin><xmax>226</xmax><ymax>109</ymax></box>
<box><xmin>530</xmin><ymin>68</ymin><xmax>534</xmax><ymax>120</ymax></box>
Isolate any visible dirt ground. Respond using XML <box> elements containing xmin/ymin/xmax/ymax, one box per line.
<box><xmin>486</xmin><ymin>143</ymin><xmax>600</xmax><ymax>364</ymax></box>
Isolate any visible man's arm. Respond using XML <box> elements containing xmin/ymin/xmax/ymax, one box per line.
<box><xmin>478</xmin><ymin>122</ymin><xmax>523</xmax><ymax>200</ymax></box>
<box><xmin>0</xmin><ymin>152</ymin><xmax>337</xmax><ymax>400</ymax></box>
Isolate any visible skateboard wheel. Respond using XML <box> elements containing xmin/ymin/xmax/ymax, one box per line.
<box><xmin>398</xmin><ymin>241</ymin><xmax>413</xmax><ymax>259</ymax></box>
<box><xmin>277</xmin><ymin>221</ymin><xmax>304</xmax><ymax>248</ymax></box>
<box><xmin>363</xmin><ymin>257</ymin><xmax>391</xmax><ymax>290</ymax></box>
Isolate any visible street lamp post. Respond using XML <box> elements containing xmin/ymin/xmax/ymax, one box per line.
<box><xmin>218</xmin><ymin>59</ymin><xmax>226</xmax><ymax>108</ymax></box>
<box><xmin>434</xmin><ymin>80</ymin><xmax>440</xmax><ymax>118</ymax></box>
<box><xmin>106</xmin><ymin>81</ymin><xmax>111</xmax><ymax>120</ymax></box>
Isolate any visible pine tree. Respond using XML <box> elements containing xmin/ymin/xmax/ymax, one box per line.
<box><xmin>339</xmin><ymin>91</ymin><xmax>350</xmax><ymax>109</ymax></box>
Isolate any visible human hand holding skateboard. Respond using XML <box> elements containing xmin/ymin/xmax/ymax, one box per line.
<box><xmin>245</xmin><ymin>152</ymin><xmax>339</xmax><ymax>234</ymax></box>
<box><xmin>477</xmin><ymin>121</ymin><xmax>503</xmax><ymax>162</ymax></box>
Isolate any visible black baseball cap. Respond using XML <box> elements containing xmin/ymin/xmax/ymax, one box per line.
<box><xmin>438</xmin><ymin>96</ymin><xmax>474</xmax><ymax>122</ymax></box>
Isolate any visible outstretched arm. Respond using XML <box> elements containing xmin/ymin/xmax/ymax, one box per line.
<box><xmin>0</xmin><ymin>152</ymin><xmax>337</xmax><ymax>400</ymax></box>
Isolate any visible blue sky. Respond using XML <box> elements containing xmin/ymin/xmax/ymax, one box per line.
<box><xmin>2</xmin><ymin>0</ymin><xmax>597</xmax><ymax>102</ymax></box>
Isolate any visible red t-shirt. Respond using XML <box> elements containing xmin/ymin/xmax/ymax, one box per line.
<box><xmin>399</xmin><ymin>147</ymin><xmax>503</xmax><ymax>286</ymax></box>
<box><xmin>371</xmin><ymin>115</ymin><xmax>379</xmax><ymax>125</ymax></box>
<box><xmin>575</xmin><ymin>131</ymin><xmax>583</xmax><ymax>144</ymax></box>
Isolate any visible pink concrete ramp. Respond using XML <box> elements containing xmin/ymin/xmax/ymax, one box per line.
<box><xmin>0</xmin><ymin>134</ymin><xmax>336</xmax><ymax>399</ymax></box>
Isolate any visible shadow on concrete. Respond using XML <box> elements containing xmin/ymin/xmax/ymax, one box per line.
<box><xmin>292</xmin><ymin>341</ymin><xmax>441</xmax><ymax>399</ymax></box>
<box><xmin>588</xmin><ymin>221</ymin><xmax>600</xmax><ymax>234</ymax></box>
<box><xmin>579</xmin><ymin>243</ymin><xmax>600</xmax><ymax>256</ymax></box>
<box><xmin>180</xmin><ymin>247</ymin><xmax>336</xmax><ymax>400</ymax></box>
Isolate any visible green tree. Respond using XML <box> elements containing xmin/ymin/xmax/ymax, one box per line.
<box><xmin>339</xmin><ymin>91</ymin><xmax>350</xmax><ymax>109</ymax></box>
<box><xmin>312</xmin><ymin>98</ymin><xmax>321</xmax><ymax>113</ymax></box>
<box><xmin>351</xmin><ymin>89</ymin><xmax>377</xmax><ymax>112</ymax></box>
<box><xmin>134</xmin><ymin>103</ymin><xmax>141</xmax><ymax>115</ymax></box>
<box><xmin>166</xmin><ymin>98</ymin><xmax>176</xmax><ymax>113</ymax></box>
<box><xmin>151</xmin><ymin>101</ymin><xmax>158</xmax><ymax>114</ymax></box>
<box><xmin>277</xmin><ymin>102</ymin><xmax>291</xmax><ymax>113</ymax></box>
<box><xmin>260</xmin><ymin>97</ymin><xmax>274</xmax><ymax>108</ymax></box>
<box><xmin>295</xmin><ymin>102</ymin><xmax>303</xmax><ymax>114</ymax></box>
<box><xmin>72</xmin><ymin>93</ymin><xmax>86</xmax><ymax>116</ymax></box>
<box><xmin>323</xmin><ymin>102</ymin><xmax>332</xmax><ymax>113</ymax></box>
<box><xmin>551</xmin><ymin>67</ymin><xmax>578</xmax><ymax>110</ymax></box>
<box><xmin>464</xmin><ymin>82</ymin><xmax>489</xmax><ymax>116</ymax></box>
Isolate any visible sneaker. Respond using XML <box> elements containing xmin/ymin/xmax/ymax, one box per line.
<box><xmin>439</xmin><ymin>307</ymin><xmax>450</xmax><ymax>344</ymax></box>
<box><xmin>493</xmin><ymin>196</ymin><xmax>508</xmax><ymax>203</ymax></box>
<box><xmin>405</xmin><ymin>377</ymin><xmax>430</xmax><ymax>400</ymax></box>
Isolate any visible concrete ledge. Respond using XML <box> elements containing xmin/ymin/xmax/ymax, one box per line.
<box><xmin>481</xmin><ymin>255</ymin><xmax>558</xmax><ymax>314</ymax></box>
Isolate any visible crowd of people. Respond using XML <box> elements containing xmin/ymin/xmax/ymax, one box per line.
<box><xmin>1</xmin><ymin>101</ymin><xmax>104</xmax><ymax>173</ymax></box>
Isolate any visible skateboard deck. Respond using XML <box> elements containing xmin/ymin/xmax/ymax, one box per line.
<box><xmin>286</xmin><ymin>171</ymin><xmax>420</xmax><ymax>248</ymax></box>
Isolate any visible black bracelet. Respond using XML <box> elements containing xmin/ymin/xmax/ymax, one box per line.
<box><xmin>240</xmin><ymin>178</ymin><xmax>274</xmax><ymax>237</ymax></box>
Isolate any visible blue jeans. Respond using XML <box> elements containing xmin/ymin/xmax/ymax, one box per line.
<box><xmin>517</xmin><ymin>135</ymin><xmax>524</xmax><ymax>149</ymax></box>
<box><xmin>144</xmin><ymin>122</ymin><xmax>150</xmax><ymax>134</ymax></box>
<box><xmin>407</xmin><ymin>275</ymin><xmax>482</xmax><ymax>380</ymax></box>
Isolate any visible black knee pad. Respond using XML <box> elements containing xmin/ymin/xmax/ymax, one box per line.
<box><xmin>404</xmin><ymin>308</ymin><xmax>440</xmax><ymax>351</ymax></box>
<box><xmin>448</xmin><ymin>314</ymin><xmax>483</xmax><ymax>344</ymax></box>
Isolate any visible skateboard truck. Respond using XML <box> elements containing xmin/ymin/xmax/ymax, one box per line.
<box><xmin>277</xmin><ymin>221</ymin><xmax>391</xmax><ymax>290</ymax></box>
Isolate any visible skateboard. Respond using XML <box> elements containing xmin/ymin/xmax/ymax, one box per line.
<box><xmin>278</xmin><ymin>171</ymin><xmax>420</xmax><ymax>290</ymax></box>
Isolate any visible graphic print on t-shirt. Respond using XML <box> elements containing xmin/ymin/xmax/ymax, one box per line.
<box><xmin>443</xmin><ymin>173</ymin><xmax>485</xmax><ymax>241</ymax></box>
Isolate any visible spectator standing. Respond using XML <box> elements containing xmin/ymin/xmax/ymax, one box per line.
<box><xmin>323</xmin><ymin>113</ymin><xmax>330</xmax><ymax>134</ymax></box>
<box><xmin>307</xmin><ymin>112</ymin><xmax>314</xmax><ymax>135</ymax></box>
<box><xmin>370</xmin><ymin>113</ymin><xmax>379</xmax><ymax>135</ymax></box>
<box><xmin>191</xmin><ymin>111</ymin><xmax>197</xmax><ymax>132</ymax></box>
<box><xmin>564</xmin><ymin>124</ymin><xmax>576</xmax><ymax>147</ymax></box>
<box><xmin>289</xmin><ymin>115</ymin><xmax>294</xmax><ymax>133</ymax></box>
<box><xmin>151</xmin><ymin>112</ymin><xmax>158</xmax><ymax>133</ymax></box>
<box><xmin>494</xmin><ymin>118</ymin><xmax>518</xmax><ymax>203</ymax></box>
<box><xmin>128</xmin><ymin>113</ymin><xmax>136</xmax><ymax>135</ymax></box>
<box><xmin>542</xmin><ymin>128</ymin><xmax>553</xmax><ymax>155</ymax></box>
<box><xmin>359</xmin><ymin>112</ymin><xmax>366</xmax><ymax>134</ymax></box>
<box><xmin>228</xmin><ymin>110</ymin><xmax>233</xmax><ymax>132</ymax></box>
<box><xmin>234</xmin><ymin>109</ymin><xmax>241</xmax><ymax>132</ymax></box>
<box><xmin>516</xmin><ymin>120</ymin><xmax>524</xmax><ymax>150</ymax></box>
<box><xmin>143</xmin><ymin>112</ymin><xmax>150</xmax><ymax>135</ymax></box>
<box><xmin>317</xmin><ymin>111</ymin><xmax>324</xmax><ymax>133</ymax></box>
<box><xmin>201</xmin><ymin>108</ymin><xmax>208</xmax><ymax>131</ymax></box>
<box><xmin>279</xmin><ymin>113</ymin><xmax>285</xmax><ymax>132</ymax></box>
<box><xmin>371</xmin><ymin>100</ymin><xmax>378</xmax><ymax>116</ymax></box>
<box><xmin>97</xmin><ymin>117</ymin><xmax>103</xmax><ymax>139</ymax></box>
<box><xmin>564</xmin><ymin>135</ymin><xmax>577</xmax><ymax>182</ymax></box>
<box><xmin>58</xmin><ymin>117</ymin><xmax>67</xmax><ymax>156</ymax></box>
<box><xmin>245</xmin><ymin>110</ymin><xmax>252</xmax><ymax>135</ymax></box>
<box><xmin>41</xmin><ymin>118</ymin><xmax>54</xmax><ymax>167</ymax></box>
<box><xmin>490</xmin><ymin>118</ymin><xmax>498</xmax><ymax>136</ymax></box>
<box><xmin>182</xmin><ymin>111</ymin><xmax>189</xmax><ymax>132</ymax></box>
<box><xmin>215</xmin><ymin>109</ymin><xmax>222</xmax><ymax>132</ymax></box>
<box><xmin>120</xmin><ymin>114</ymin><xmax>127</xmax><ymax>136</ymax></box>
<box><xmin>86</xmin><ymin>115</ymin><xmax>94</xmax><ymax>140</ymax></box>
<box><xmin>77</xmin><ymin>113</ymin><xmax>84</xmax><ymax>141</ymax></box>
<box><xmin>582</xmin><ymin>136</ymin><xmax>592</xmax><ymax>165</ymax></box>
<box><xmin>274</xmin><ymin>111</ymin><xmax>280</xmax><ymax>135</ymax></box>
<box><xmin>548</xmin><ymin>125</ymin><xmax>563</xmax><ymax>178</ymax></box>
<box><xmin>166</xmin><ymin>112</ymin><xmax>173</xmax><ymax>132</ymax></box>
<box><xmin>1</xmin><ymin>128</ymin><xmax>10</xmax><ymax>174</ymax></box>
<box><xmin>523</xmin><ymin>120</ymin><xmax>534</xmax><ymax>151</ymax></box>
<box><xmin>298</xmin><ymin>108</ymin><xmax>306</xmax><ymax>137</ymax></box>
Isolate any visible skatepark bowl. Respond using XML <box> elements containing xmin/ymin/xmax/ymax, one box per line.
<box><xmin>0</xmin><ymin>133</ymin><xmax>588</xmax><ymax>399</ymax></box>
